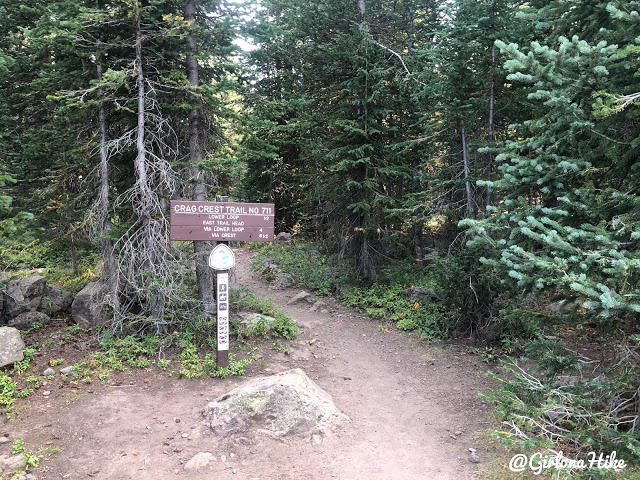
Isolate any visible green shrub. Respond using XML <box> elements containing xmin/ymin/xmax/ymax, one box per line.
<box><xmin>343</xmin><ymin>283</ymin><xmax>449</xmax><ymax>339</ymax></box>
<box><xmin>251</xmin><ymin>242</ymin><xmax>347</xmax><ymax>295</ymax></box>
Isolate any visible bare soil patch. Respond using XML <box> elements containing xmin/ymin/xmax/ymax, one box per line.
<box><xmin>4</xmin><ymin>247</ymin><xmax>498</xmax><ymax>480</ymax></box>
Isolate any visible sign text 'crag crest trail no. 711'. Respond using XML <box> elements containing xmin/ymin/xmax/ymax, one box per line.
<box><xmin>169</xmin><ymin>200</ymin><xmax>275</xmax><ymax>368</ymax></box>
<box><xmin>169</xmin><ymin>200</ymin><xmax>275</xmax><ymax>242</ymax></box>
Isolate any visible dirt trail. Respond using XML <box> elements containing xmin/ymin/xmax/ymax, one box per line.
<box><xmin>7</xmin><ymin>247</ymin><xmax>495</xmax><ymax>480</ymax></box>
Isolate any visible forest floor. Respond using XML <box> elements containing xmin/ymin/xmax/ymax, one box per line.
<box><xmin>4</xmin><ymin>247</ymin><xmax>504</xmax><ymax>480</ymax></box>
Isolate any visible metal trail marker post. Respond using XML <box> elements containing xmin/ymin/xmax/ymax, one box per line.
<box><xmin>212</xmin><ymin>195</ymin><xmax>231</xmax><ymax>368</ymax></box>
<box><xmin>169</xmin><ymin>197</ymin><xmax>275</xmax><ymax>370</ymax></box>
<box><xmin>209</xmin><ymin>243</ymin><xmax>234</xmax><ymax>368</ymax></box>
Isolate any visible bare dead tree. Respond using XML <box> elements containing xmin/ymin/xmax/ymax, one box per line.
<box><xmin>105</xmin><ymin>3</ymin><xmax>183</xmax><ymax>332</ymax></box>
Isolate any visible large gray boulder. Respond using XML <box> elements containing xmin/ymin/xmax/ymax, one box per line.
<box><xmin>1</xmin><ymin>275</ymin><xmax>47</xmax><ymax>320</ymax></box>
<box><xmin>237</xmin><ymin>312</ymin><xmax>276</xmax><ymax>336</ymax></box>
<box><xmin>71</xmin><ymin>281</ymin><xmax>111</xmax><ymax>328</ymax></box>
<box><xmin>202</xmin><ymin>368</ymin><xmax>350</xmax><ymax>442</ymax></box>
<box><xmin>0</xmin><ymin>327</ymin><xmax>25</xmax><ymax>367</ymax></box>
<box><xmin>7</xmin><ymin>311</ymin><xmax>51</xmax><ymax>330</ymax></box>
<box><xmin>38</xmin><ymin>285</ymin><xmax>74</xmax><ymax>316</ymax></box>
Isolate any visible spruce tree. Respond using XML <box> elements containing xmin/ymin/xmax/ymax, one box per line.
<box><xmin>462</xmin><ymin>2</ymin><xmax>640</xmax><ymax>319</ymax></box>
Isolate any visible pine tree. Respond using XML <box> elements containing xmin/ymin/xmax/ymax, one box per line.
<box><xmin>462</xmin><ymin>2</ymin><xmax>640</xmax><ymax>319</ymax></box>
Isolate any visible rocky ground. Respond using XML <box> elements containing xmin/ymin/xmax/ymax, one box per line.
<box><xmin>2</xmin><ymin>247</ymin><xmax>500</xmax><ymax>480</ymax></box>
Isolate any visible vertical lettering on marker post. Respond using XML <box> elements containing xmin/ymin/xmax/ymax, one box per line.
<box><xmin>217</xmin><ymin>272</ymin><xmax>229</xmax><ymax>353</ymax></box>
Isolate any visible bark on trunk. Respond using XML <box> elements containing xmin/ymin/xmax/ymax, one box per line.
<box><xmin>96</xmin><ymin>59</ymin><xmax>118</xmax><ymax>305</ymax></box>
<box><xmin>461</xmin><ymin>121</ymin><xmax>473</xmax><ymax>218</ymax></box>
<box><xmin>185</xmin><ymin>0</ymin><xmax>215</xmax><ymax>318</ymax></box>
<box><xmin>486</xmin><ymin>42</ymin><xmax>496</xmax><ymax>208</ymax></box>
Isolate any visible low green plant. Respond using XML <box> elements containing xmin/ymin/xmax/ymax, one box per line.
<box><xmin>100</xmin><ymin>333</ymin><xmax>157</xmax><ymax>368</ymax></box>
<box><xmin>179</xmin><ymin>343</ymin><xmax>253</xmax><ymax>379</ymax></box>
<box><xmin>251</xmin><ymin>242</ymin><xmax>347</xmax><ymax>295</ymax></box>
<box><xmin>213</xmin><ymin>354</ymin><xmax>251</xmax><ymax>379</ymax></box>
<box><xmin>271</xmin><ymin>312</ymin><xmax>299</xmax><ymax>339</ymax></box>
<box><xmin>271</xmin><ymin>339</ymin><xmax>291</xmax><ymax>355</ymax></box>
<box><xmin>23</xmin><ymin>451</ymin><xmax>40</xmax><ymax>468</ymax></box>
<box><xmin>343</xmin><ymin>283</ymin><xmax>449</xmax><ymax>339</ymax></box>
<box><xmin>157</xmin><ymin>358</ymin><xmax>172</xmax><ymax>374</ymax></box>
<box><xmin>12</xmin><ymin>348</ymin><xmax>36</xmax><ymax>375</ymax></box>
<box><xmin>179</xmin><ymin>343</ymin><xmax>204</xmax><ymax>378</ymax></box>
<box><xmin>10</xmin><ymin>439</ymin><xmax>40</xmax><ymax>470</ymax></box>
<box><xmin>11</xmin><ymin>439</ymin><xmax>25</xmax><ymax>454</ymax></box>
<box><xmin>230</xmin><ymin>287</ymin><xmax>299</xmax><ymax>340</ymax></box>
<box><xmin>0</xmin><ymin>373</ymin><xmax>19</xmax><ymax>415</ymax></box>
<box><xmin>25</xmin><ymin>375</ymin><xmax>41</xmax><ymax>389</ymax></box>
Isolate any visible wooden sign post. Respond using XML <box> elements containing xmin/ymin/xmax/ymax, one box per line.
<box><xmin>169</xmin><ymin>198</ymin><xmax>275</xmax><ymax>369</ymax></box>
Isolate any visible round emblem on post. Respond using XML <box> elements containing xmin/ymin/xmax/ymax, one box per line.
<box><xmin>208</xmin><ymin>244</ymin><xmax>236</xmax><ymax>270</ymax></box>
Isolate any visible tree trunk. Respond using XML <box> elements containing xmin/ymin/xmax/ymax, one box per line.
<box><xmin>461</xmin><ymin>121</ymin><xmax>473</xmax><ymax>218</ymax></box>
<box><xmin>185</xmin><ymin>0</ymin><xmax>215</xmax><ymax>319</ymax></box>
<box><xmin>96</xmin><ymin>58</ymin><xmax>118</xmax><ymax>307</ymax></box>
<box><xmin>134</xmin><ymin>10</ymin><xmax>166</xmax><ymax>325</ymax></box>
<box><xmin>486</xmin><ymin>41</ymin><xmax>496</xmax><ymax>209</ymax></box>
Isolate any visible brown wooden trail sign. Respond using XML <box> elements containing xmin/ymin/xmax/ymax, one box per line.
<box><xmin>169</xmin><ymin>199</ymin><xmax>276</xmax><ymax>368</ymax></box>
<box><xmin>170</xmin><ymin>200</ymin><xmax>275</xmax><ymax>242</ymax></box>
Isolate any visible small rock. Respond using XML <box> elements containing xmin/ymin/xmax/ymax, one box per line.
<box><xmin>1</xmin><ymin>454</ymin><xmax>27</xmax><ymax>473</ymax></box>
<box><xmin>43</xmin><ymin>368</ymin><xmax>55</xmax><ymax>377</ymax></box>
<box><xmin>59</xmin><ymin>366</ymin><xmax>74</xmax><ymax>377</ymax></box>
<box><xmin>320</xmin><ymin>309</ymin><xmax>329</xmax><ymax>314</ymax></box>
<box><xmin>0</xmin><ymin>436</ymin><xmax>9</xmax><ymax>444</ymax></box>
<box><xmin>468</xmin><ymin>447</ymin><xmax>477</xmax><ymax>453</ymax></box>
<box><xmin>42</xmin><ymin>390</ymin><xmax>51</xmax><ymax>396</ymax></box>
<box><xmin>309</xmin><ymin>338</ymin><xmax>318</xmax><ymax>346</ymax></box>
<box><xmin>449</xmin><ymin>434</ymin><xmax>457</xmax><ymax>440</ymax></box>
<box><xmin>274</xmin><ymin>232</ymin><xmax>292</xmax><ymax>244</ymax></box>
<box><xmin>343</xmin><ymin>376</ymin><xmax>352</xmax><ymax>381</ymax></box>
<box><xmin>271</xmin><ymin>272</ymin><xmax>295</xmax><ymax>290</ymax></box>
<box><xmin>455</xmin><ymin>430</ymin><xmax>463</xmax><ymax>436</ymax></box>
<box><xmin>469</xmin><ymin>453</ymin><xmax>480</xmax><ymax>463</ymax></box>
<box><xmin>184</xmin><ymin>452</ymin><xmax>214</xmax><ymax>471</ymax></box>
<box><xmin>287</xmin><ymin>291</ymin><xmax>313</xmax><ymax>305</ymax></box>
<box><xmin>181</xmin><ymin>433</ymin><xmax>190</xmax><ymax>438</ymax></box>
